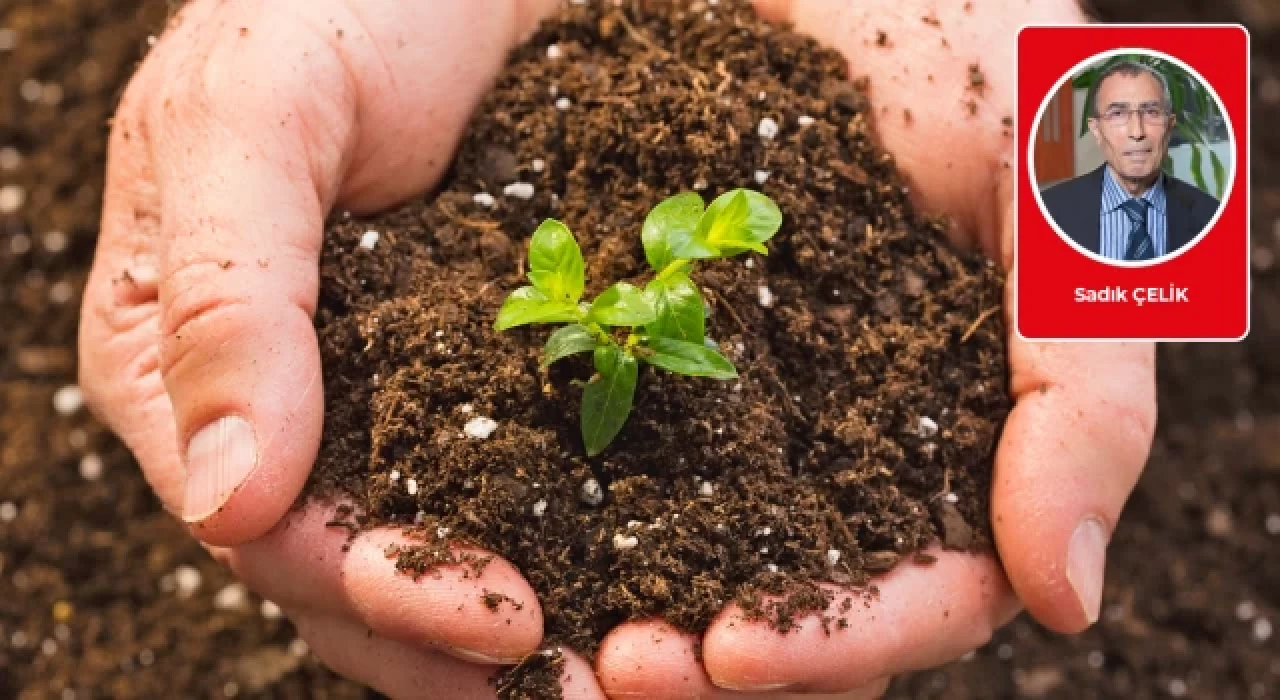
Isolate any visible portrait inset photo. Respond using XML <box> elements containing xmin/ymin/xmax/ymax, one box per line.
<box><xmin>1030</xmin><ymin>50</ymin><xmax>1233</xmax><ymax>266</ymax></box>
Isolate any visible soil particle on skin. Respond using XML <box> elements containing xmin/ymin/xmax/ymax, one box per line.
<box><xmin>307</xmin><ymin>1</ymin><xmax>1008</xmax><ymax>695</ymax></box>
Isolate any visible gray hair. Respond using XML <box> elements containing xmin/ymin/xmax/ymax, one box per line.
<box><xmin>1092</xmin><ymin>60</ymin><xmax>1173</xmax><ymax>116</ymax></box>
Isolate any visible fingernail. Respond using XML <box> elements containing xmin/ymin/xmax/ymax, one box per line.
<box><xmin>443</xmin><ymin>645</ymin><xmax>524</xmax><ymax>665</ymax></box>
<box><xmin>1066</xmin><ymin>516</ymin><xmax>1110</xmax><ymax>625</ymax></box>
<box><xmin>183</xmin><ymin>416</ymin><xmax>258</xmax><ymax>522</ymax></box>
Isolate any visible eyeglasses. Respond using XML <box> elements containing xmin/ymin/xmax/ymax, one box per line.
<box><xmin>1097</xmin><ymin>106</ymin><xmax>1169</xmax><ymax>126</ymax></box>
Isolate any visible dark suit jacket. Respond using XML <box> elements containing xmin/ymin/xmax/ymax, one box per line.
<box><xmin>1041</xmin><ymin>165</ymin><xmax>1220</xmax><ymax>257</ymax></box>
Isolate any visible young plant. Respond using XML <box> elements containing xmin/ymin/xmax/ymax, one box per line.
<box><xmin>494</xmin><ymin>189</ymin><xmax>782</xmax><ymax>456</ymax></box>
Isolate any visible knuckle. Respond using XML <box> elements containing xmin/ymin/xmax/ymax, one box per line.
<box><xmin>158</xmin><ymin>260</ymin><xmax>256</xmax><ymax>376</ymax></box>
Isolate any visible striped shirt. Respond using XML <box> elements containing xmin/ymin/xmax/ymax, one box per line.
<box><xmin>1099</xmin><ymin>166</ymin><xmax>1167</xmax><ymax>260</ymax></box>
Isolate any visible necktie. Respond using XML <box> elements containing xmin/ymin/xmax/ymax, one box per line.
<box><xmin>1119</xmin><ymin>198</ymin><xmax>1154</xmax><ymax>261</ymax></box>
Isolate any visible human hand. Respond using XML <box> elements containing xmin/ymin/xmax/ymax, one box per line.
<box><xmin>78</xmin><ymin>0</ymin><xmax>609</xmax><ymax>696</ymax></box>
<box><xmin>591</xmin><ymin>1</ymin><xmax>1158</xmax><ymax>696</ymax></box>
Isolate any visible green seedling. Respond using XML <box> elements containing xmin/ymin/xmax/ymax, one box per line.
<box><xmin>494</xmin><ymin>189</ymin><xmax>783</xmax><ymax>456</ymax></box>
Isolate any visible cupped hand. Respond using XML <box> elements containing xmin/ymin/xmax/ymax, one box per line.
<box><xmin>79</xmin><ymin>0</ymin><xmax>607</xmax><ymax>696</ymax></box>
<box><xmin>80</xmin><ymin>0</ymin><xmax>1158</xmax><ymax>697</ymax></box>
<box><xmin>593</xmin><ymin>0</ymin><xmax>1158</xmax><ymax>697</ymax></box>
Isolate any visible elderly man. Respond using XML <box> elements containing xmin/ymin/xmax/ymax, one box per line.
<box><xmin>1042</xmin><ymin>60</ymin><xmax>1220</xmax><ymax>261</ymax></box>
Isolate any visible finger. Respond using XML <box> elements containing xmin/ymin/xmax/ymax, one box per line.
<box><xmin>292</xmin><ymin>609</ymin><xmax>499</xmax><ymax>699</ymax></box>
<box><xmin>294</xmin><ymin>611</ymin><xmax>607</xmax><ymax>700</ymax></box>
<box><xmin>701</xmin><ymin>550</ymin><xmax>1018</xmax><ymax>693</ymax></box>
<box><xmin>596</xmin><ymin>620</ymin><xmax>889</xmax><ymax>699</ymax></box>
<box><xmin>992</xmin><ymin>333</ymin><xmax>1156</xmax><ymax>632</ymax></box>
<box><xmin>226</xmin><ymin>502</ymin><xmax>543</xmax><ymax>665</ymax></box>
<box><xmin>752</xmin><ymin>0</ymin><xmax>1085</xmax><ymax>252</ymax></box>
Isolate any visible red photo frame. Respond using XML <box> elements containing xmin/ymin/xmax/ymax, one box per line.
<box><xmin>1015</xmin><ymin>25</ymin><xmax>1250</xmax><ymax>341</ymax></box>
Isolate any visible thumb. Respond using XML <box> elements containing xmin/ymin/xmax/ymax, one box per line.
<box><xmin>84</xmin><ymin>0</ymin><xmax>558</xmax><ymax>547</ymax></box>
<box><xmin>992</xmin><ymin>200</ymin><xmax>1157</xmax><ymax>631</ymax></box>
<box><xmin>146</xmin><ymin>17</ymin><xmax>357</xmax><ymax>544</ymax></box>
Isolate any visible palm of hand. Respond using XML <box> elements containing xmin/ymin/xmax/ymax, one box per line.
<box><xmin>81</xmin><ymin>0</ymin><xmax>1155</xmax><ymax>697</ymax></box>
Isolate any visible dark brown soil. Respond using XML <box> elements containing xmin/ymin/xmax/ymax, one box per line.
<box><xmin>2</xmin><ymin>0</ymin><xmax>1277</xmax><ymax>698</ymax></box>
<box><xmin>308</xmin><ymin>0</ymin><xmax>1009</xmax><ymax>679</ymax></box>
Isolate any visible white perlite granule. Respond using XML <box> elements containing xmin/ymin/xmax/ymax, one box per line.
<box><xmin>1237</xmin><ymin>600</ymin><xmax>1258</xmax><ymax>621</ymax></box>
<box><xmin>43</xmin><ymin>230</ymin><xmax>68</xmax><ymax>252</ymax></box>
<box><xmin>754</xmin><ymin>170</ymin><xmax>770</xmax><ymax>184</ymax></box>
<box><xmin>213</xmin><ymin>583</ymin><xmax>248</xmax><ymax>611</ymax></box>
<box><xmin>757</xmin><ymin>117</ymin><xmax>779</xmax><ymax>140</ymax></box>
<box><xmin>53</xmin><ymin>385</ymin><xmax>83</xmax><ymax>415</ymax></box>
<box><xmin>0</xmin><ymin>185</ymin><xmax>25</xmax><ymax>213</ymax></box>
<box><xmin>389</xmin><ymin>469</ymin><xmax>400</xmax><ymax>482</ymax></box>
<box><xmin>49</xmin><ymin>281</ymin><xmax>74</xmax><ymax>304</ymax></box>
<box><xmin>472</xmin><ymin>192</ymin><xmax>496</xmax><ymax>208</ymax></box>
<box><xmin>260</xmin><ymin>600</ymin><xmax>282</xmax><ymax>619</ymax></box>
<box><xmin>405</xmin><ymin>478</ymin><xmax>418</xmax><ymax>496</ymax></box>
<box><xmin>555</xmin><ymin>97</ymin><xmax>572</xmax><ymax>110</ymax></box>
<box><xmin>1255</xmin><ymin>617</ymin><xmax>1273</xmax><ymax>642</ymax></box>
<box><xmin>79</xmin><ymin>453</ymin><xmax>104</xmax><ymax>481</ymax></box>
<box><xmin>698</xmin><ymin>481</ymin><xmax>714</xmax><ymax>497</ymax></box>
<box><xmin>797</xmin><ymin>115</ymin><xmax>815</xmax><ymax>126</ymax></box>
<box><xmin>504</xmin><ymin>182</ymin><xmax>535</xmax><ymax>199</ymax></box>
<box><xmin>531</xmin><ymin>499</ymin><xmax>548</xmax><ymax>517</ymax></box>
<box><xmin>612</xmin><ymin>533</ymin><xmax>639</xmax><ymax>550</ymax></box>
<box><xmin>546</xmin><ymin>44</ymin><xmax>562</xmax><ymax>59</ymax></box>
<box><xmin>173</xmin><ymin>566</ymin><xmax>202</xmax><ymax>599</ymax></box>
<box><xmin>756</xmin><ymin>285</ymin><xmax>774</xmax><ymax>308</ymax></box>
<box><xmin>358</xmin><ymin>231</ymin><xmax>380</xmax><ymax>250</ymax></box>
<box><xmin>826</xmin><ymin>549</ymin><xmax>841</xmax><ymax>567</ymax></box>
<box><xmin>917</xmin><ymin>415</ymin><xmax>939</xmax><ymax>438</ymax></box>
<box><xmin>0</xmin><ymin>501</ymin><xmax>17</xmax><ymax>522</ymax></box>
<box><xmin>464</xmin><ymin>416</ymin><xmax>499</xmax><ymax>439</ymax></box>
<box><xmin>579</xmin><ymin>478</ymin><xmax>604</xmax><ymax>506</ymax></box>
<box><xmin>532</xmin><ymin>158</ymin><xmax>545</xmax><ymax>173</ymax></box>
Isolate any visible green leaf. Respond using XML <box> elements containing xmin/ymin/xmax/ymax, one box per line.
<box><xmin>541</xmin><ymin>324</ymin><xmax>599</xmax><ymax>368</ymax></box>
<box><xmin>581</xmin><ymin>345</ymin><xmax>638</xmax><ymax>456</ymax></box>
<box><xmin>644</xmin><ymin>273</ymin><xmax>705</xmax><ymax>343</ymax></box>
<box><xmin>587</xmin><ymin>282</ymin><xmax>657</xmax><ymax>327</ymax></box>
<box><xmin>642</xmin><ymin>192</ymin><xmax>704</xmax><ymax>271</ymax></box>
<box><xmin>640</xmin><ymin>337</ymin><xmax>737</xmax><ymax>379</ymax></box>
<box><xmin>1168</xmin><ymin>71</ymin><xmax>1186</xmax><ymax>122</ymax></box>
<box><xmin>675</xmin><ymin>189</ymin><xmax>783</xmax><ymax>259</ymax></box>
<box><xmin>494</xmin><ymin>286</ymin><xmax>580</xmax><ymax>331</ymax></box>
<box><xmin>1209</xmin><ymin>149</ymin><xmax>1227</xmax><ymax>198</ymax></box>
<box><xmin>1188</xmin><ymin>142</ymin><xmax>1208</xmax><ymax>193</ymax></box>
<box><xmin>526</xmin><ymin>219</ymin><xmax>585</xmax><ymax>304</ymax></box>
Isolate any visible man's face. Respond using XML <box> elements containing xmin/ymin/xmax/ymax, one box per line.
<box><xmin>1087</xmin><ymin>71</ymin><xmax>1175</xmax><ymax>185</ymax></box>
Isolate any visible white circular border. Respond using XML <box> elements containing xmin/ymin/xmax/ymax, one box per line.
<box><xmin>1028</xmin><ymin>47</ymin><xmax>1237</xmax><ymax>268</ymax></box>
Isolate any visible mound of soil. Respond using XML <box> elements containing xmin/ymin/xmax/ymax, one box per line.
<box><xmin>307</xmin><ymin>0</ymin><xmax>1009</xmax><ymax>689</ymax></box>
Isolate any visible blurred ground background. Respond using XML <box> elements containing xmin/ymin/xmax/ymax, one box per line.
<box><xmin>0</xmin><ymin>1</ymin><xmax>1276</xmax><ymax>698</ymax></box>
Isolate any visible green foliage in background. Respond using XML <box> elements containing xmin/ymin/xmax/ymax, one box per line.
<box><xmin>1073</xmin><ymin>54</ymin><xmax>1226</xmax><ymax>197</ymax></box>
